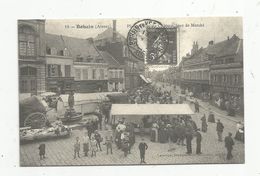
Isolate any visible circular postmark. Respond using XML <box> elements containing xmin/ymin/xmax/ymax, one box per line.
<box><xmin>127</xmin><ymin>19</ymin><xmax>169</xmax><ymax>64</ymax></box>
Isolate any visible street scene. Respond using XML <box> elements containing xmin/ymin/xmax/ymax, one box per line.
<box><xmin>18</xmin><ymin>18</ymin><xmax>244</xmax><ymax>166</ymax></box>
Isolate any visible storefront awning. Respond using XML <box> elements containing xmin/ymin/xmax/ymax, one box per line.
<box><xmin>146</xmin><ymin>78</ymin><xmax>152</xmax><ymax>83</ymax></box>
<box><xmin>140</xmin><ymin>75</ymin><xmax>149</xmax><ymax>83</ymax></box>
<box><xmin>111</xmin><ymin>104</ymin><xmax>194</xmax><ymax>116</ymax></box>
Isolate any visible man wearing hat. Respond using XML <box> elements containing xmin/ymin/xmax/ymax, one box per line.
<box><xmin>94</xmin><ymin>130</ymin><xmax>102</xmax><ymax>151</ymax></box>
<box><xmin>138</xmin><ymin>138</ymin><xmax>148</xmax><ymax>164</ymax></box>
<box><xmin>224</xmin><ymin>132</ymin><xmax>235</xmax><ymax>160</ymax></box>
<box><xmin>216</xmin><ymin>119</ymin><xmax>224</xmax><ymax>142</ymax></box>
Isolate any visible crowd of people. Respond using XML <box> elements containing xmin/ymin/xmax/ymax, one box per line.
<box><xmin>36</xmin><ymin>83</ymin><xmax>244</xmax><ymax>163</ymax></box>
<box><xmin>127</xmin><ymin>85</ymin><xmax>181</xmax><ymax>104</ymax></box>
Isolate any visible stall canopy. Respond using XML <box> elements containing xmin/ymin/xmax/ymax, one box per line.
<box><xmin>111</xmin><ymin>104</ymin><xmax>194</xmax><ymax>116</ymax></box>
<box><xmin>59</xmin><ymin>92</ymin><xmax>121</xmax><ymax>105</ymax></box>
<box><xmin>140</xmin><ymin>75</ymin><xmax>149</xmax><ymax>84</ymax></box>
<box><xmin>146</xmin><ymin>78</ymin><xmax>152</xmax><ymax>83</ymax></box>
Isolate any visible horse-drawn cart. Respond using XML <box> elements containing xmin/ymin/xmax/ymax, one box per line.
<box><xmin>19</xmin><ymin>96</ymin><xmax>71</xmax><ymax>142</ymax></box>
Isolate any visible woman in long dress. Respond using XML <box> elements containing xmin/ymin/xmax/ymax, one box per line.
<box><xmin>56</xmin><ymin>97</ymin><xmax>65</xmax><ymax>118</ymax></box>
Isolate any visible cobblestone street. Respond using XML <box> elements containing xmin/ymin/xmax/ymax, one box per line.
<box><xmin>20</xmin><ymin>101</ymin><xmax>244</xmax><ymax>166</ymax></box>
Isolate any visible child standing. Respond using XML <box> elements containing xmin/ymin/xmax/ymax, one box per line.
<box><xmin>104</xmin><ymin>136</ymin><xmax>113</xmax><ymax>155</ymax></box>
<box><xmin>74</xmin><ymin>137</ymin><xmax>80</xmax><ymax>159</ymax></box>
<box><xmin>38</xmin><ymin>143</ymin><xmax>46</xmax><ymax>160</ymax></box>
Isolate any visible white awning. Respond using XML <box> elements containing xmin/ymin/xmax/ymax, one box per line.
<box><xmin>111</xmin><ymin>104</ymin><xmax>194</xmax><ymax>116</ymax></box>
<box><xmin>140</xmin><ymin>75</ymin><xmax>149</xmax><ymax>83</ymax></box>
<box><xmin>146</xmin><ymin>78</ymin><xmax>152</xmax><ymax>83</ymax></box>
<box><xmin>59</xmin><ymin>92</ymin><xmax>120</xmax><ymax>105</ymax></box>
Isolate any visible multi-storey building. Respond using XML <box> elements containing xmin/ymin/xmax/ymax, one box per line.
<box><xmin>94</xmin><ymin>20</ymin><xmax>145</xmax><ymax>90</ymax></box>
<box><xmin>99</xmin><ymin>51</ymin><xmax>125</xmax><ymax>91</ymax></box>
<box><xmin>18</xmin><ymin>20</ymin><xmax>46</xmax><ymax>95</ymax></box>
<box><xmin>63</xmin><ymin>37</ymin><xmax>109</xmax><ymax>93</ymax></box>
<box><xmin>180</xmin><ymin>42</ymin><xmax>210</xmax><ymax>98</ymax></box>
<box><xmin>209</xmin><ymin>35</ymin><xmax>243</xmax><ymax>113</ymax></box>
<box><xmin>45</xmin><ymin>34</ymin><xmax>74</xmax><ymax>94</ymax></box>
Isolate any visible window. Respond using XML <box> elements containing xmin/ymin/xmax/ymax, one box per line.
<box><xmin>216</xmin><ymin>59</ymin><xmax>224</xmax><ymax>64</ymax></box>
<box><xmin>21</xmin><ymin>80</ymin><xmax>27</xmax><ymax>92</ymax></box>
<box><xmin>235</xmin><ymin>75</ymin><xmax>241</xmax><ymax>84</ymax></box>
<box><xmin>226</xmin><ymin>58</ymin><xmax>234</xmax><ymax>64</ymax></box>
<box><xmin>46</xmin><ymin>47</ymin><xmax>51</xmax><ymax>55</ymax></box>
<box><xmin>18</xmin><ymin>26</ymin><xmax>36</xmax><ymax>56</ymax></box>
<box><xmin>50</xmin><ymin>48</ymin><xmax>57</xmax><ymax>55</ymax></box>
<box><xmin>63</xmin><ymin>48</ymin><xmax>69</xmax><ymax>56</ymax></box>
<box><xmin>92</xmin><ymin>69</ymin><xmax>96</xmax><ymax>79</ymax></box>
<box><xmin>65</xmin><ymin>65</ymin><xmax>71</xmax><ymax>77</ymax></box>
<box><xmin>109</xmin><ymin>70</ymin><xmax>113</xmax><ymax>78</ymax></box>
<box><xmin>30</xmin><ymin>80</ymin><xmax>36</xmax><ymax>91</ymax></box>
<box><xmin>123</xmin><ymin>45</ymin><xmax>129</xmax><ymax>57</ymax></box>
<box><xmin>115</xmin><ymin>71</ymin><xmax>119</xmax><ymax>78</ymax></box>
<box><xmin>83</xmin><ymin>69</ymin><xmax>88</xmax><ymax>80</ymax></box>
<box><xmin>48</xmin><ymin>65</ymin><xmax>61</xmax><ymax>77</ymax></box>
<box><xmin>75</xmin><ymin>69</ymin><xmax>81</xmax><ymax>80</ymax></box>
<box><xmin>20</xmin><ymin>66</ymin><xmax>37</xmax><ymax>76</ymax></box>
<box><xmin>119</xmin><ymin>70</ymin><xmax>123</xmax><ymax>78</ymax></box>
<box><xmin>100</xmin><ymin>69</ymin><xmax>104</xmax><ymax>80</ymax></box>
<box><xmin>223</xmin><ymin>75</ymin><xmax>227</xmax><ymax>83</ymax></box>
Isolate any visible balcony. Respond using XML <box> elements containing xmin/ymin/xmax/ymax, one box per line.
<box><xmin>211</xmin><ymin>62</ymin><xmax>242</xmax><ymax>69</ymax></box>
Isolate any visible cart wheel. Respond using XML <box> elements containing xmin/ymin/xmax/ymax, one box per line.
<box><xmin>24</xmin><ymin>112</ymin><xmax>46</xmax><ymax>129</ymax></box>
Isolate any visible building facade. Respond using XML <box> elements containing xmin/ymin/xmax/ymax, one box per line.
<box><xmin>180</xmin><ymin>42</ymin><xmax>210</xmax><ymax>99</ymax></box>
<box><xmin>99</xmin><ymin>51</ymin><xmax>125</xmax><ymax>92</ymax></box>
<box><xmin>18</xmin><ymin>20</ymin><xmax>46</xmax><ymax>95</ymax></box>
<box><xmin>94</xmin><ymin>20</ymin><xmax>145</xmax><ymax>91</ymax></box>
<box><xmin>45</xmin><ymin>34</ymin><xmax>74</xmax><ymax>94</ymax></box>
<box><xmin>63</xmin><ymin>36</ymin><xmax>109</xmax><ymax>93</ymax></box>
<box><xmin>209</xmin><ymin>35</ymin><xmax>243</xmax><ymax>113</ymax></box>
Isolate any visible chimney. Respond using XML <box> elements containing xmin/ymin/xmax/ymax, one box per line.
<box><xmin>86</xmin><ymin>37</ymin><xmax>94</xmax><ymax>44</ymax></box>
<box><xmin>208</xmin><ymin>40</ymin><xmax>214</xmax><ymax>45</ymax></box>
<box><xmin>113</xmin><ymin>20</ymin><xmax>117</xmax><ymax>41</ymax></box>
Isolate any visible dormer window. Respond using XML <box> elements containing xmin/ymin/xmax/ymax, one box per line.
<box><xmin>46</xmin><ymin>47</ymin><xmax>51</xmax><ymax>55</ymax></box>
<box><xmin>58</xmin><ymin>50</ymin><xmax>64</xmax><ymax>56</ymax></box>
<box><xmin>86</xmin><ymin>55</ymin><xmax>93</xmax><ymax>62</ymax></box>
<box><xmin>50</xmin><ymin>47</ymin><xmax>57</xmax><ymax>55</ymax></box>
<box><xmin>63</xmin><ymin>48</ymin><xmax>69</xmax><ymax>56</ymax></box>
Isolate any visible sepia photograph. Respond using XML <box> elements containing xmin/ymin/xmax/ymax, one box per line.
<box><xmin>18</xmin><ymin>17</ymin><xmax>244</xmax><ymax>166</ymax></box>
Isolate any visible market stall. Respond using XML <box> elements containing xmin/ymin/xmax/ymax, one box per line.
<box><xmin>110</xmin><ymin>104</ymin><xmax>194</xmax><ymax>125</ymax></box>
<box><xmin>111</xmin><ymin>104</ymin><xmax>195</xmax><ymax>143</ymax></box>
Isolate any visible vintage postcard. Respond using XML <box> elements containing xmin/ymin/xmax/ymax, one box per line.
<box><xmin>18</xmin><ymin>17</ymin><xmax>244</xmax><ymax>166</ymax></box>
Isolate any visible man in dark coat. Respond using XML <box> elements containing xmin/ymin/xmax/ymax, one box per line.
<box><xmin>194</xmin><ymin>100</ymin><xmax>200</xmax><ymax>113</ymax></box>
<box><xmin>185</xmin><ymin>130</ymin><xmax>193</xmax><ymax>154</ymax></box>
<box><xmin>94</xmin><ymin>130</ymin><xmax>102</xmax><ymax>151</ymax></box>
<box><xmin>196</xmin><ymin>129</ymin><xmax>202</xmax><ymax>154</ymax></box>
<box><xmin>225</xmin><ymin>132</ymin><xmax>235</xmax><ymax>160</ymax></box>
<box><xmin>38</xmin><ymin>143</ymin><xmax>46</xmax><ymax>160</ymax></box>
<box><xmin>216</xmin><ymin>119</ymin><xmax>224</xmax><ymax>142</ymax></box>
<box><xmin>139</xmin><ymin>138</ymin><xmax>148</xmax><ymax>164</ymax></box>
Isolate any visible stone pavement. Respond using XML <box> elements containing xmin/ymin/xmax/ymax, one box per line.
<box><xmin>20</xmin><ymin>108</ymin><xmax>244</xmax><ymax>166</ymax></box>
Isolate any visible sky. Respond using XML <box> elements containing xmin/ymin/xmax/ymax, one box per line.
<box><xmin>45</xmin><ymin>17</ymin><xmax>243</xmax><ymax>68</ymax></box>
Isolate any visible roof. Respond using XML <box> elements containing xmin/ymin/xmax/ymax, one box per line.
<box><xmin>183</xmin><ymin>34</ymin><xmax>243</xmax><ymax>65</ymax></box>
<box><xmin>61</xmin><ymin>35</ymin><xmax>101</xmax><ymax>61</ymax></box>
<box><xmin>206</xmin><ymin>34</ymin><xmax>242</xmax><ymax>58</ymax></box>
<box><xmin>95</xmin><ymin>27</ymin><xmax>126</xmax><ymax>41</ymax></box>
<box><xmin>45</xmin><ymin>33</ymin><xmax>66</xmax><ymax>52</ymax></box>
<box><xmin>99</xmin><ymin>51</ymin><xmax>122</xmax><ymax>68</ymax></box>
<box><xmin>111</xmin><ymin>104</ymin><xmax>194</xmax><ymax>115</ymax></box>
